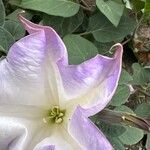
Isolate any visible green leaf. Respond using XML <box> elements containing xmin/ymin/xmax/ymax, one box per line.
<box><xmin>109</xmin><ymin>137</ymin><xmax>125</xmax><ymax>150</ymax></box>
<box><xmin>94</xmin><ymin>41</ymin><xmax>114</xmax><ymax>55</ymax></box>
<box><xmin>135</xmin><ymin>103</ymin><xmax>150</xmax><ymax>118</ymax></box>
<box><xmin>63</xmin><ymin>34</ymin><xmax>98</xmax><ymax>64</ymax></box>
<box><xmin>132</xmin><ymin>63</ymin><xmax>150</xmax><ymax>85</ymax></box>
<box><xmin>0</xmin><ymin>27</ymin><xmax>15</xmax><ymax>53</ymax></box>
<box><xmin>111</xmin><ymin>85</ymin><xmax>130</xmax><ymax>106</ymax></box>
<box><xmin>0</xmin><ymin>45</ymin><xmax>5</xmax><ymax>53</ymax></box>
<box><xmin>132</xmin><ymin>0</ymin><xmax>145</xmax><ymax>12</ymax></box>
<box><xmin>6</xmin><ymin>9</ymin><xmax>33</xmax><ymax>21</ymax></box>
<box><xmin>144</xmin><ymin>0</ymin><xmax>150</xmax><ymax>14</ymax></box>
<box><xmin>115</xmin><ymin>105</ymin><xmax>134</xmax><ymax>114</ymax></box>
<box><xmin>114</xmin><ymin>105</ymin><xmax>144</xmax><ymax>145</ymax></box>
<box><xmin>43</xmin><ymin>10</ymin><xmax>84</xmax><ymax>37</ymax></box>
<box><xmin>4</xmin><ymin>20</ymin><xmax>25</xmax><ymax>40</ymax></box>
<box><xmin>96</xmin><ymin>0</ymin><xmax>124</xmax><ymax>27</ymax></box>
<box><xmin>98</xmin><ymin>121</ymin><xmax>126</xmax><ymax>137</ymax></box>
<box><xmin>0</xmin><ymin>0</ymin><xmax>5</xmax><ymax>26</ymax></box>
<box><xmin>96</xmin><ymin>120</ymin><xmax>125</xmax><ymax>149</ymax></box>
<box><xmin>20</xmin><ymin>0</ymin><xmax>80</xmax><ymax>17</ymax></box>
<box><xmin>87</xmin><ymin>9</ymin><xmax>137</xmax><ymax>42</ymax></box>
<box><xmin>119</xmin><ymin>126</ymin><xmax>144</xmax><ymax>145</ymax></box>
<box><xmin>119</xmin><ymin>69</ymin><xmax>133</xmax><ymax>85</ymax></box>
<box><xmin>9</xmin><ymin>0</ymin><xmax>22</xmax><ymax>6</ymax></box>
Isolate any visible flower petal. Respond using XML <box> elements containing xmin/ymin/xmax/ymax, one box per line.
<box><xmin>0</xmin><ymin>15</ymin><xmax>68</xmax><ymax>106</ymax></box>
<box><xmin>0</xmin><ymin>30</ymin><xmax>50</xmax><ymax>106</ymax></box>
<box><xmin>58</xmin><ymin>44</ymin><xmax>123</xmax><ymax>116</ymax></box>
<box><xmin>34</xmin><ymin>145</ymin><xmax>55</xmax><ymax>150</ymax></box>
<box><xmin>33</xmin><ymin>128</ymin><xmax>81</xmax><ymax>150</ymax></box>
<box><xmin>19</xmin><ymin>15</ymin><xmax>68</xmax><ymax>64</ymax></box>
<box><xmin>0</xmin><ymin>116</ymin><xmax>45</xmax><ymax>150</ymax></box>
<box><xmin>69</xmin><ymin>106</ymin><xmax>113</xmax><ymax>150</ymax></box>
<box><xmin>18</xmin><ymin>15</ymin><xmax>69</xmax><ymax>105</ymax></box>
<box><xmin>0</xmin><ymin>117</ymin><xmax>26</xmax><ymax>149</ymax></box>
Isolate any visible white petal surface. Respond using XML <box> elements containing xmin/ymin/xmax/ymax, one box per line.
<box><xmin>0</xmin><ymin>116</ymin><xmax>46</xmax><ymax>150</ymax></box>
<box><xmin>33</xmin><ymin>126</ymin><xmax>81</xmax><ymax>150</ymax></box>
<box><xmin>18</xmin><ymin>15</ymin><xmax>69</xmax><ymax>105</ymax></box>
<box><xmin>0</xmin><ymin>31</ymin><xmax>49</xmax><ymax>106</ymax></box>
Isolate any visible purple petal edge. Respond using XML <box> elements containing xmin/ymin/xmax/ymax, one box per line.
<box><xmin>19</xmin><ymin>15</ymin><xmax>68</xmax><ymax>64</ymax></box>
<box><xmin>84</xmin><ymin>44</ymin><xmax>123</xmax><ymax>116</ymax></box>
<box><xmin>36</xmin><ymin>145</ymin><xmax>55</xmax><ymax>150</ymax></box>
<box><xmin>58</xmin><ymin>44</ymin><xmax>123</xmax><ymax>116</ymax></box>
<box><xmin>69</xmin><ymin>106</ymin><xmax>113</xmax><ymax>150</ymax></box>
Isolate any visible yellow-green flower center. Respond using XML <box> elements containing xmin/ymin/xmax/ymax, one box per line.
<box><xmin>43</xmin><ymin>106</ymin><xmax>66</xmax><ymax>124</ymax></box>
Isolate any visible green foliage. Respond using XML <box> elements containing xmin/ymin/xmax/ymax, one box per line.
<box><xmin>115</xmin><ymin>105</ymin><xmax>134</xmax><ymax>113</ymax></box>
<box><xmin>4</xmin><ymin>20</ymin><xmax>25</xmax><ymax>40</ymax></box>
<box><xmin>111</xmin><ymin>85</ymin><xmax>130</xmax><ymax>106</ymax></box>
<box><xmin>144</xmin><ymin>0</ymin><xmax>150</xmax><ymax>14</ymax></box>
<box><xmin>115</xmin><ymin>105</ymin><xmax>144</xmax><ymax>145</ymax></box>
<box><xmin>96</xmin><ymin>105</ymin><xmax>144</xmax><ymax>148</ymax></box>
<box><xmin>0</xmin><ymin>27</ymin><xmax>15</xmax><ymax>53</ymax></box>
<box><xmin>135</xmin><ymin>103</ymin><xmax>150</xmax><ymax>118</ymax></box>
<box><xmin>132</xmin><ymin>63</ymin><xmax>150</xmax><ymax>85</ymax></box>
<box><xmin>132</xmin><ymin>0</ymin><xmax>145</xmax><ymax>12</ymax></box>
<box><xmin>6</xmin><ymin>9</ymin><xmax>33</xmax><ymax>21</ymax></box>
<box><xmin>96</xmin><ymin>0</ymin><xmax>124</xmax><ymax>27</ymax></box>
<box><xmin>96</xmin><ymin>120</ymin><xmax>126</xmax><ymax>150</ymax></box>
<box><xmin>87</xmin><ymin>10</ymin><xmax>137</xmax><ymax>42</ymax></box>
<box><xmin>9</xmin><ymin>0</ymin><xmax>22</xmax><ymax>6</ymax></box>
<box><xmin>94</xmin><ymin>41</ymin><xmax>114</xmax><ymax>55</ymax></box>
<box><xmin>63</xmin><ymin>34</ymin><xmax>98</xmax><ymax>64</ymax></box>
<box><xmin>20</xmin><ymin>0</ymin><xmax>80</xmax><ymax>17</ymax></box>
<box><xmin>119</xmin><ymin>69</ymin><xmax>133</xmax><ymax>85</ymax></box>
<box><xmin>1</xmin><ymin>0</ymin><xmax>149</xmax><ymax>149</ymax></box>
<box><xmin>118</xmin><ymin>127</ymin><xmax>144</xmax><ymax>145</ymax></box>
<box><xmin>0</xmin><ymin>0</ymin><xmax>5</xmax><ymax>26</ymax></box>
<box><xmin>108</xmin><ymin>137</ymin><xmax>125</xmax><ymax>150</ymax></box>
<box><xmin>43</xmin><ymin>10</ymin><xmax>84</xmax><ymax>37</ymax></box>
<box><xmin>98</xmin><ymin>121</ymin><xmax>126</xmax><ymax>137</ymax></box>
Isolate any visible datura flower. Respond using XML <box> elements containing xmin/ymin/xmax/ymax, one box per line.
<box><xmin>0</xmin><ymin>15</ymin><xmax>123</xmax><ymax>150</ymax></box>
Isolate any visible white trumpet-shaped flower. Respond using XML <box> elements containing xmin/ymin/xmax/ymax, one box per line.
<box><xmin>0</xmin><ymin>15</ymin><xmax>123</xmax><ymax>150</ymax></box>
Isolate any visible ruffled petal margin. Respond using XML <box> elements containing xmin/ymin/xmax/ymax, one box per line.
<box><xmin>58</xmin><ymin>44</ymin><xmax>123</xmax><ymax>116</ymax></box>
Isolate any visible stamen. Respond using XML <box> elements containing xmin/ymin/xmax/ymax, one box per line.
<box><xmin>43</xmin><ymin>106</ymin><xmax>66</xmax><ymax>124</ymax></box>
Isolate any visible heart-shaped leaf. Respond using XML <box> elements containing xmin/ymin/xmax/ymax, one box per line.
<box><xmin>20</xmin><ymin>0</ymin><xmax>80</xmax><ymax>17</ymax></box>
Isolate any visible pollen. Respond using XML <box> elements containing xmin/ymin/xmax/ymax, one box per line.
<box><xmin>43</xmin><ymin>106</ymin><xmax>66</xmax><ymax>124</ymax></box>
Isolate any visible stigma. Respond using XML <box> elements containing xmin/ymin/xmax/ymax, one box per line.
<box><xmin>43</xmin><ymin>106</ymin><xmax>66</xmax><ymax>124</ymax></box>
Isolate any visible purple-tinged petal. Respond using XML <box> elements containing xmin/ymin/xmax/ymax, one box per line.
<box><xmin>0</xmin><ymin>15</ymin><xmax>69</xmax><ymax>106</ymax></box>
<box><xmin>84</xmin><ymin>44</ymin><xmax>123</xmax><ymax>116</ymax></box>
<box><xmin>58</xmin><ymin>44</ymin><xmax>123</xmax><ymax>116</ymax></box>
<box><xmin>18</xmin><ymin>15</ymin><xmax>70</xmax><ymax>105</ymax></box>
<box><xmin>34</xmin><ymin>145</ymin><xmax>55</xmax><ymax>150</ymax></box>
<box><xmin>19</xmin><ymin>15</ymin><xmax>68</xmax><ymax>64</ymax></box>
<box><xmin>69</xmin><ymin>106</ymin><xmax>113</xmax><ymax>150</ymax></box>
<box><xmin>0</xmin><ymin>31</ymin><xmax>50</xmax><ymax>106</ymax></box>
